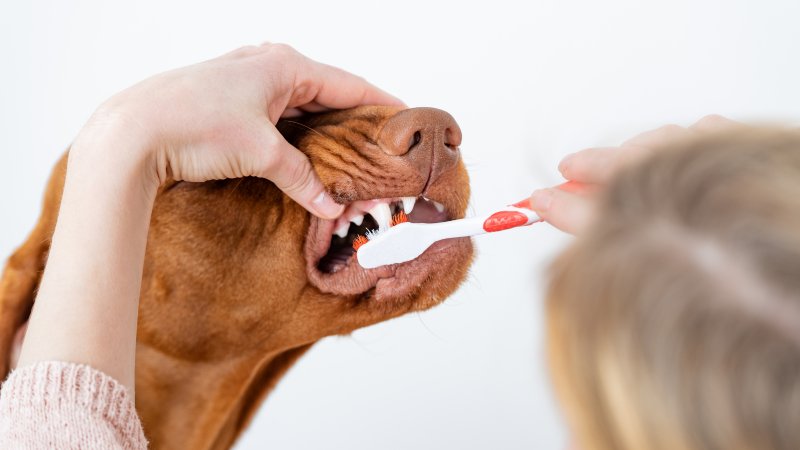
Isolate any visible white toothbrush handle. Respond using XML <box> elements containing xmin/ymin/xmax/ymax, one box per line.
<box><xmin>428</xmin><ymin>197</ymin><xmax>541</xmax><ymax>241</ymax></box>
<box><xmin>355</xmin><ymin>198</ymin><xmax>542</xmax><ymax>269</ymax></box>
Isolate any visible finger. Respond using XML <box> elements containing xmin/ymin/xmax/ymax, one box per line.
<box><xmin>552</xmin><ymin>181</ymin><xmax>603</xmax><ymax>196</ymax></box>
<box><xmin>621</xmin><ymin>123</ymin><xmax>693</xmax><ymax>149</ymax></box>
<box><xmin>296</xmin><ymin>100</ymin><xmax>333</xmax><ymax>113</ymax></box>
<box><xmin>279</xmin><ymin>101</ymin><xmax>334</xmax><ymax>119</ymax></box>
<box><xmin>530</xmin><ymin>187</ymin><xmax>596</xmax><ymax>236</ymax></box>
<box><xmin>558</xmin><ymin>145</ymin><xmax>654</xmax><ymax>184</ymax></box>
<box><xmin>311</xmin><ymin>63</ymin><xmax>406</xmax><ymax>109</ymax></box>
<box><xmin>689</xmin><ymin>114</ymin><xmax>743</xmax><ymax>132</ymax></box>
<box><xmin>559</xmin><ymin>124</ymin><xmax>694</xmax><ymax>184</ymax></box>
<box><xmin>280</xmin><ymin>108</ymin><xmax>304</xmax><ymax>119</ymax></box>
<box><xmin>268</xmin><ymin>44</ymin><xmax>405</xmax><ymax>109</ymax></box>
<box><xmin>259</xmin><ymin>131</ymin><xmax>344</xmax><ymax>220</ymax></box>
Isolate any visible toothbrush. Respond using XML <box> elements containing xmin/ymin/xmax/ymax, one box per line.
<box><xmin>355</xmin><ymin>197</ymin><xmax>541</xmax><ymax>269</ymax></box>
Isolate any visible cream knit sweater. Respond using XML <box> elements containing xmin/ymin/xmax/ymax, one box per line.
<box><xmin>0</xmin><ymin>361</ymin><xmax>148</xmax><ymax>449</ymax></box>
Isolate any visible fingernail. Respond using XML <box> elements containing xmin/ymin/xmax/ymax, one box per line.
<box><xmin>558</xmin><ymin>153</ymin><xmax>574</xmax><ymax>174</ymax></box>
<box><xmin>532</xmin><ymin>189</ymin><xmax>554</xmax><ymax>212</ymax></box>
<box><xmin>312</xmin><ymin>191</ymin><xmax>345</xmax><ymax>219</ymax></box>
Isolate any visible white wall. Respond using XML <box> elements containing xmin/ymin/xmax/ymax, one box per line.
<box><xmin>2</xmin><ymin>1</ymin><xmax>799</xmax><ymax>448</ymax></box>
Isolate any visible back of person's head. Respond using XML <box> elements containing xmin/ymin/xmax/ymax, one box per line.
<box><xmin>547</xmin><ymin>128</ymin><xmax>800</xmax><ymax>450</ymax></box>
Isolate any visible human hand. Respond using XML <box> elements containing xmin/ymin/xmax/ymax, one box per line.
<box><xmin>530</xmin><ymin>115</ymin><xmax>743</xmax><ymax>235</ymax></box>
<box><xmin>19</xmin><ymin>44</ymin><xmax>403</xmax><ymax>393</ymax></box>
<box><xmin>77</xmin><ymin>43</ymin><xmax>405</xmax><ymax>219</ymax></box>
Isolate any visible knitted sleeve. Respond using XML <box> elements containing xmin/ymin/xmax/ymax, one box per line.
<box><xmin>0</xmin><ymin>361</ymin><xmax>148</xmax><ymax>449</ymax></box>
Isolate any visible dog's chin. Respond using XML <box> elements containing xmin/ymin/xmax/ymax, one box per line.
<box><xmin>304</xmin><ymin>196</ymin><xmax>474</xmax><ymax>305</ymax></box>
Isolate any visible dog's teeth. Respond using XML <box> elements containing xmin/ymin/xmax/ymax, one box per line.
<box><xmin>433</xmin><ymin>201</ymin><xmax>445</xmax><ymax>213</ymax></box>
<box><xmin>367</xmin><ymin>202</ymin><xmax>392</xmax><ymax>232</ymax></box>
<box><xmin>401</xmin><ymin>196</ymin><xmax>416</xmax><ymax>214</ymax></box>
<box><xmin>334</xmin><ymin>223</ymin><xmax>350</xmax><ymax>238</ymax></box>
<box><xmin>350</xmin><ymin>214</ymin><xmax>364</xmax><ymax>226</ymax></box>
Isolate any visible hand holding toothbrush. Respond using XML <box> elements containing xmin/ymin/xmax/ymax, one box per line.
<box><xmin>530</xmin><ymin>115</ymin><xmax>744</xmax><ymax>235</ymax></box>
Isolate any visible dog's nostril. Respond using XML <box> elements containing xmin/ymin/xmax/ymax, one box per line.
<box><xmin>408</xmin><ymin>131</ymin><xmax>421</xmax><ymax>150</ymax></box>
<box><xmin>444</xmin><ymin>128</ymin><xmax>457</xmax><ymax>150</ymax></box>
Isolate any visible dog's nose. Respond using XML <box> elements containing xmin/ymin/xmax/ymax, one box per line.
<box><xmin>377</xmin><ymin>107</ymin><xmax>461</xmax><ymax>157</ymax></box>
<box><xmin>377</xmin><ymin>107</ymin><xmax>462</xmax><ymax>182</ymax></box>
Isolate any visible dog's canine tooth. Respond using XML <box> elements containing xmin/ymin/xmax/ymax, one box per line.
<box><xmin>367</xmin><ymin>202</ymin><xmax>392</xmax><ymax>232</ymax></box>
<box><xmin>432</xmin><ymin>201</ymin><xmax>445</xmax><ymax>213</ymax></box>
<box><xmin>401</xmin><ymin>196</ymin><xmax>416</xmax><ymax>214</ymax></box>
<box><xmin>350</xmin><ymin>214</ymin><xmax>364</xmax><ymax>226</ymax></box>
<box><xmin>334</xmin><ymin>223</ymin><xmax>350</xmax><ymax>238</ymax></box>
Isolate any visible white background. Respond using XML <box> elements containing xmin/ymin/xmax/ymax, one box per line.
<box><xmin>2</xmin><ymin>1</ymin><xmax>800</xmax><ymax>449</ymax></box>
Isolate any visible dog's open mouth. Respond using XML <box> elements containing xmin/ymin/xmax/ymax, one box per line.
<box><xmin>304</xmin><ymin>194</ymin><xmax>473</xmax><ymax>301</ymax></box>
<box><xmin>320</xmin><ymin>196</ymin><xmax>447</xmax><ymax>272</ymax></box>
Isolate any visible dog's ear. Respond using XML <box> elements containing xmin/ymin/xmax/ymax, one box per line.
<box><xmin>0</xmin><ymin>151</ymin><xmax>67</xmax><ymax>379</ymax></box>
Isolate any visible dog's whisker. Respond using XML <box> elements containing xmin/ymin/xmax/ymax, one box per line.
<box><xmin>284</xmin><ymin>120</ymin><xmax>327</xmax><ymax>139</ymax></box>
<box><xmin>224</xmin><ymin>178</ymin><xmax>245</xmax><ymax>202</ymax></box>
<box><xmin>416</xmin><ymin>312</ymin><xmax>447</xmax><ymax>343</ymax></box>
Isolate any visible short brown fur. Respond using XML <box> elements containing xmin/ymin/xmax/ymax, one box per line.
<box><xmin>0</xmin><ymin>106</ymin><xmax>474</xmax><ymax>449</ymax></box>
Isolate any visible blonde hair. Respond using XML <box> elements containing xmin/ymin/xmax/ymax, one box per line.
<box><xmin>547</xmin><ymin>129</ymin><xmax>800</xmax><ymax>450</ymax></box>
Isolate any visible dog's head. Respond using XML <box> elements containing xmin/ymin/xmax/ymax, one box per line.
<box><xmin>137</xmin><ymin>105</ymin><xmax>473</xmax><ymax>360</ymax></box>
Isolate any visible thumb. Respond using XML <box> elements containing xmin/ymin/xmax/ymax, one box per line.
<box><xmin>530</xmin><ymin>187</ymin><xmax>596</xmax><ymax>236</ymax></box>
<box><xmin>260</xmin><ymin>134</ymin><xmax>344</xmax><ymax>220</ymax></box>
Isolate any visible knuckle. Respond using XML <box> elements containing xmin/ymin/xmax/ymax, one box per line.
<box><xmin>693</xmin><ymin>114</ymin><xmax>728</xmax><ymax>129</ymax></box>
<box><xmin>257</xmin><ymin>135</ymin><xmax>286</xmax><ymax>169</ymax></box>
<box><xmin>268</xmin><ymin>43</ymin><xmax>298</xmax><ymax>58</ymax></box>
<box><xmin>658</xmin><ymin>124</ymin><xmax>685</xmax><ymax>136</ymax></box>
<box><xmin>261</xmin><ymin>148</ymin><xmax>283</xmax><ymax>173</ymax></box>
<box><xmin>699</xmin><ymin>113</ymin><xmax>725</xmax><ymax>123</ymax></box>
<box><xmin>232</xmin><ymin>45</ymin><xmax>259</xmax><ymax>57</ymax></box>
<box><xmin>221</xmin><ymin>45</ymin><xmax>265</xmax><ymax>61</ymax></box>
<box><xmin>654</xmin><ymin>124</ymin><xmax>687</xmax><ymax>145</ymax></box>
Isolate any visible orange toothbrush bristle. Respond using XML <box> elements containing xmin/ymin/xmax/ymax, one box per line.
<box><xmin>352</xmin><ymin>235</ymin><xmax>369</xmax><ymax>252</ymax></box>
<box><xmin>354</xmin><ymin>211</ymin><xmax>408</xmax><ymax>256</ymax></box>
<box><xmin>391</xmin><ymin>211</ymin><xmax>409</xmax><ymax>227</ymax></box>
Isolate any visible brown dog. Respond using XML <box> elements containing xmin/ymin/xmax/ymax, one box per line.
<box><xmin>0</xmin><ymin>106</ymin><xmax>474</xmax><ymax>449</ymax></box>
